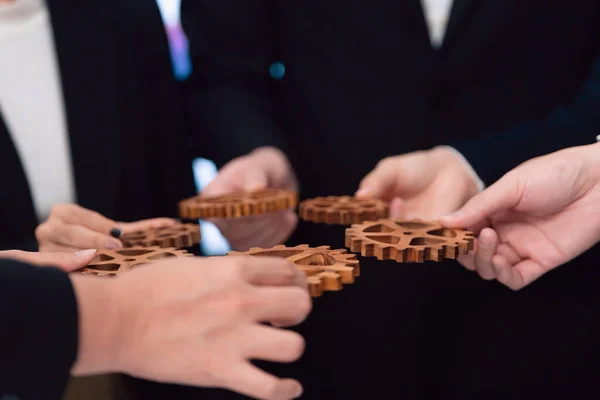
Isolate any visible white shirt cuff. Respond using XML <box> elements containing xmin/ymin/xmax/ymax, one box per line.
<box><xmin>596</xmin><ymin>134</ymin><xmax>599</xmax><ymax>142</ymax></box>
<box><xmin>435</xmin><ymin>145</ymin><xmax>485</xmax><ymax>192</ymax></box>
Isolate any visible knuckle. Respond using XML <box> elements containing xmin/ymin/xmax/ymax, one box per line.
<box><xmin>50</xmin><ymin>203</ymin><xmax>69</xmax><ymax>216</ymax></box>
<box><xmin>259</xmin><ymin>379</ymin><xmax>280</xmax><ymax>400</ymax></box>
<box><xmin>35</xmin><ymin>223</ymin><xmax>51</xmax><ymax>240</ymax></box>
<box><xmin>226</xmin><ymin>291</ymin><xmax>253</xmax><ymax>318</ymax></box>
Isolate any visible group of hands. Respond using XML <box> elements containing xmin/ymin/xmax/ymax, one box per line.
<box><xmin>1</xmin><ymin>143</ymin><xmax>599</xmax><ymax>400</ymax></box>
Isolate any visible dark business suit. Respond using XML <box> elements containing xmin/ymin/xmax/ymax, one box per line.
<box><xmin>182</xmin><ymin>1</ymin><xmax>600</xmax><ymax>398</ymax></box>
<box><xmin>0</xmin><ymin>0</ymin><xmax>197</xmax><ymax>252</ymax></box>
<box><xmin>0</xmin><ymin>0</ymin><xmax>208</xmax><ymax>398</ymax></box>
<box><xmin>0</xmin><ymin>260</ymin><xmax>78</xmax><ymax>400</ymax></box>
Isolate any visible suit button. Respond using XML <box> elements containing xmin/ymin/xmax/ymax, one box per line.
<box><xmin>269</xmin><ymin>62</ymin><xmax>286</xmax><ymax>80</ymax></box>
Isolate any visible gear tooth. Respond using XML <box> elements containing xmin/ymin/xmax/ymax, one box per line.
<box><xmin>426</xmin><ymin>246</ymin><xmax>444</xmax><ymax>262</ymax></box>
<box><xmin>351</xmin><ymin>239</ymin><xmax>364</xmax><ymax>254</ymax></box>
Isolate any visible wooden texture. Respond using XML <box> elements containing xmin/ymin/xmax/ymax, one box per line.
<box><xmin>345</xmin><ymin>219</ymin><xmax>474</xmax><ymax>262</ymax></box>
<box><xmin>299</xmin><ymin>195</ymin><xmax>389</xmax><ymax>225</ymax></box>
<box><xmin>120</xmin><ymin>222</ymin><xmax>201</xmax><ymax>249</ymax></box>
<box><xmin>78</xmin><ymin>246</ymin><xmax>192</xmax><ymax>277</ymax></box>
<box><xmin>178</xmin><ymin>188</ymin><xmax>298</xmax><ymax>219</ymax></box>
<box><xmin>228</xmin><ymin>244</ymin><xmax>359</xmax><ymax>297</ymax></box>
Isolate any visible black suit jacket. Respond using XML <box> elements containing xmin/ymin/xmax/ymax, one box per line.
<box><xmin>182</xmin><ymin>1</ymin><xmax>600</xmax><ymax>399</ymax></box>
<box><xmin>0</xmin><ymin>260</ymin><xmax>78</xmax><ymax>399</ymax></box>
<box><xmin>0</xmin><ymin>0</ymin><xmax>196</xmax><ymax>251</ymax></box>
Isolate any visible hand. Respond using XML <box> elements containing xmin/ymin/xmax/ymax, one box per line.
<box><xmin>71</xmin><ymin>255</ymin><xmax>310</xmax><ymax>400</ymax></box>
<box><xmin>440</xmin><ymin>143</ymin><xmax>600</xmax><ymax>290</ymax></box>
<box><xmin>203</xmin><ymin>147</ymin><xmax>298</xmax><ymax>251</ymax></box>
<box><xmin>36</xmin><ymin>203</ymin><xmax>176</xmax><ymax>252</ymax></box>
<box><xmin>355</xmin><ymin>147</ymin><xmax>481</xmax><ymax>219</ymax></box>
<box><xmin>0</xmin><ymin>248</ymin><xmax>97</xmax><ymax>272</ymax></box>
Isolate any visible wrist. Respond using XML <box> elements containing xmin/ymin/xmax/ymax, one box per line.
<box><xmin>70</xmin><ymin>275</ymin><xmax>123</xmax><ymax>375</ymax></box>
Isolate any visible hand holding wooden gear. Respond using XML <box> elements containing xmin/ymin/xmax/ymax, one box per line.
<box><xmin>178</xmin><ymin>188</ymin><xmax>298</xmax><ymax>219</ymax></box>
<box><xmin>299</xmin><ymin>195</ymin><xmax>389</xmax><ymax>225</ymax></box>
<box><xmin>345</xmin><ymin>219</ymin><xmax>474</xmax><ymax>262</ymax></box>
<box><xmin>228</xmin><ymin>244</ymin><xmax>360</xmax><ymax>297</ymax></box>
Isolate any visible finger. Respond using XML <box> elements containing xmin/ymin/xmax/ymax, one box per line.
<box><xmin>50</xmin><ymin>204</ymin><xmax>117</xmax><ymax>235</ymax></box>
<box><xmin>119</xmin><ymin>217</ymin><xmax>177</xmax><ymax>234</ymax></box>
<box><xmin>242</xmin><ymin>167</ymin><xmax>270</xmax><ymax>191</ymax></box>
<box><xmin>491</xmin><ymin>254</ymin><xmax>525</xmax><ymax>290</ymax></box>
<box><xmin>38</xmin><ymin>244</ymin><xmax>83</xmax><ymax>253</ymax></box>
<box><xmin>474</xmin><ymin>228</ymin><xmax>500</xmax><ymax>280</ymax></box>
<box><xmin>241</xmin><ymin>325</ymin><xmax>305</xmax><ymax>363</ymax></box>
<box><xmin>389</xmin><ymin>197</ymin><xmax>404</xmax><ymax>220</ymax></box>
<box><xmin>202</xmin><ymin>168</ymin><xmax>244</xmax><ymax>197</ymax></box>
<box><xmin>0</xmin><ymin>249</ymin><xmax>97</xmax><ymax>272</ymax></box>
<box><xmin>439</xmin><ymin>175</ymin><xmax>521</xmax><ymax>229</ymax></box>
<box><xmin>355</xmin><ymin>162</ymin><xmax>399</xmax><ymax>201</ymax></box>
<box><xmin>492</xmin><ymin>255</ymin><xmax>547</xmax><ymax>291</ymax></box>
<box><xmin>250</xmin><ymin>287</ymin><xmax>312</xmax><ymax>326</ymax></box>
<box><xmin>457</xmin><ymin>248</ymin><xmax>477</xmax><ymax>271</ymax></box>
<box><xmin>496</xmin><ymin>243</ymin><xmax>522</xmax><ymax>265</ymax></box>
<box><xmin>225</xmin><ymin>362</ymin><xmax>303</xmax><ymax>400</ymax></box>
<box><xmin>241</xmin><ymin>257</ymin><xmax>308</xmax><ymax>291</ymax></box>
<box><xmin>46</xmin><ymin>222</ymin><xmax>122</xmax><ymax>250</ymax></box>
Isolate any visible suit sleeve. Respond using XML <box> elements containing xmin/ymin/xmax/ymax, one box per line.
<box><xmin>451</xmin><ymin>53</ymin><xmax>600</xmax><ymax>187</ymax></box>
<box><xmin>181</xmin><ymin>1</ymin><xmax>290</xmax><ymax>168</ymax></box>
<box><xmin>0</xmin><ymin>260</ymin><xmax>78</xmax><ymax>399</ymax></box>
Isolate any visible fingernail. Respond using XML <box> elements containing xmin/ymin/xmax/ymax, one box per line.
<box><xmin>109</xmin><ymin>228</ymin><xmax>122</xmax><ymax>238</ymax></box>
<box><xmin>75</xmin><ymin>249</ymin><xmax>97</xmax><ymax>257</ymax></box>
<box><xmin>105</xmin><ymin>239</ymin><xmax>122</xmax><ymax>249</ymax></box>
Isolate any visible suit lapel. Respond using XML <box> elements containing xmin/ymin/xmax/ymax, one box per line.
<box><xmin>46</xmin><ymin>0</ymin><xmax>121</xmax><ymax>218</ymax></box>
<box><xmin>0</xmin><ymin>112</ymin><xmax>38</xmax><ymax>247</ymax></box>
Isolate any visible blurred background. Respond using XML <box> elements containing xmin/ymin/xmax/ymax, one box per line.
<box><xmin>156</xmin><ymin>0</ymin><xmax>231</xmax><ymax>256</ymax></box>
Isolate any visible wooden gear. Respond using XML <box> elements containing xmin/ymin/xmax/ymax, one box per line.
<box><xmin>345</xmin><ymin>219</ymin><xmax>474</xmax><ymax>262</ymax></box>
<box><xmin>299</xmin><ymin>195</ymin><xmax>389</xmax><ymax>225</ymax></box>
<box><xmin>178</xmin><ymin>188</ymin><xmax>298</xmax><ymax>219</ymax></box>
<box><xmin>228</xmin><ymin>244</ymin><xmax>360</xmax><ymax>297</ymax></box>
<box><xmin>78</xmin><ymin>246</ymin><xmax>192</xmax><ymax>277</ymax></box>
<box><xmin>120</xmin><ymin>223</ymin><xmax>201</xmax><ymax>249</ymax></box>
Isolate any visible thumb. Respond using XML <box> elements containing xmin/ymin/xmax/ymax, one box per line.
<box><xmin>0</xmin><ymin>249</ymin><xmax>98</xmax><ymax>272</ymax></box>
<box><xmin>355</xmin><ymin>162</ymin><xmax>399</xmax><ymax>200</ymax></box>
<box><xmin>242</xmin><ymin>167</ymin><xmax>269</xmax><ymax>191</ymax></box>
<box><xmin>440</xmin><ymin>177</ymin><xmax>521</xmax><ymax>229</ymax></box>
